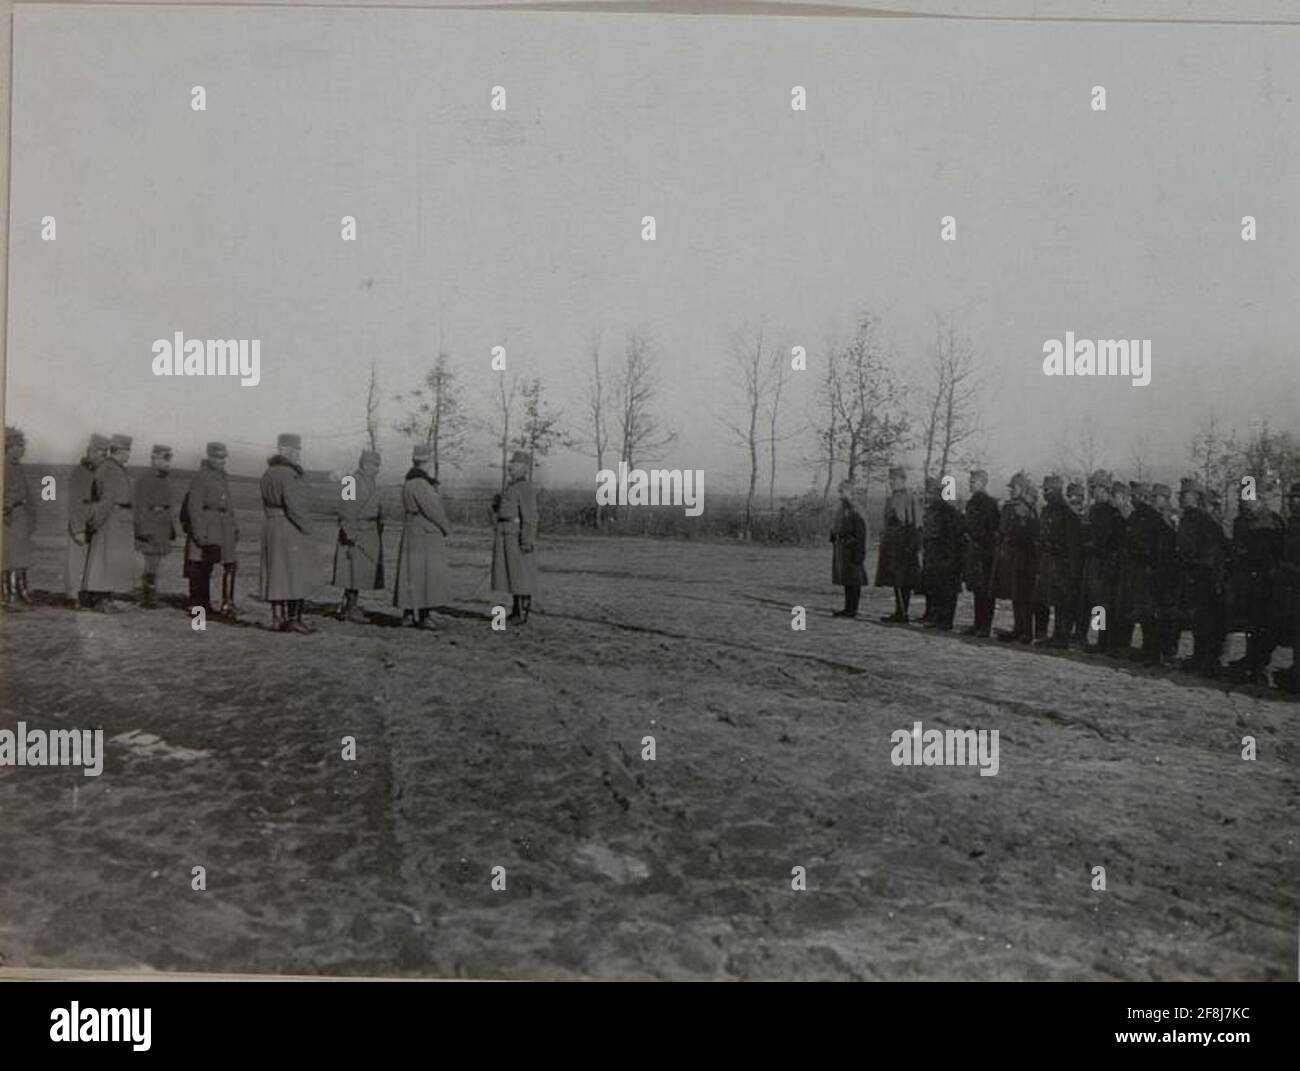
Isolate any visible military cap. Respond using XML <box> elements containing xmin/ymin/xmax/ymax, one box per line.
<box><xmin>1088</xmin><ymin>468</ymin><xmax>1111</xmax><ymax>488</ymax></box>
<box><xmin>1179</xmin><ymin>477</ymin><xmax>1202</xmax><ymax>495</ymax></box>
<box><xmin>1111</xmin><ymin>481</ymin><xmax>1130</xmax><ymax>497</ymax></box>
<box><xmin>1007</xmin><ymin>470</ymin><xmax>1027</xmax><ymax>490</ymax></box>
<box><xmin>359</xmin><ymin>449</ymin><xmax>381</xmax><ymax>467</ymax></box>
<box><xmin>411</xmin><ymin>443</ymin><xmax>433</xmax><ymax>462</ymax></box>
<box><xmin>277</xmin><ymin>433</ymin><xmax>302</xmax><ymax>452</ymax></box>
<box><xmin>969</xmin><ymin>468</ymin><xmax>988</xmax><ymax>481</ymax></box>
<box><xmin>1043</xmin><ymin>474</ymin><xmax>1064</xmax><ymax>492</ymax></box>
<box><xmin>110</xmin><ymin>433</ymin><xmax>133</xmax><ymax>450</ymax></box>
<box><xmin>888</xmin><ymin>466</ymin><xmax>908</xmax><ymax>480</ymax></box>
<box><xmin>151</xmin><ymin>444</ymin><xmax>173</xmax><ymax>459</ymax></box>
<box><xmin>1067</xmin><ymin>482</ymin><xmax>1085</xmax><ymax>499</ymax></box>
<box><xmin>509</xmin><ymin>449</ymin><xmax>531</xmax><ymax>466</ymax></box>
<box><xmin>5</xmin><ymin>426</ymin><xmax>25</xmax><ymax>447</ymax></box>
<box><xmin>88</xmin><ymin>433</ymin><xmax>111</xmax><ymax>452</ymax></box>
<box><xmin>1151</xmin><ymin>483</ymin><xmax>1171</xmax><ymax>498</ymax></box>
<box><xmin>206</xmin><ymin>442</ymin><xmax>228</xmax><ymax>460</ymax></box>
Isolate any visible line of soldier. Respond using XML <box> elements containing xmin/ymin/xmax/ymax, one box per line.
<box><xmin>831</xmin><ymin>465</ymin><xmax>1300</xmax><ymax>693</ymax></box>
<box><xmin>1</xmin><ymin>427</ymin><xmax>539</xmax><ymax>633</ymax></box>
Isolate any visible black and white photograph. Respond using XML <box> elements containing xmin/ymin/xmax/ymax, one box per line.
<box><xmin>0</xmin><ymin>0</ymin><xmax>1297</xmax><ymax>1013</ymax></box>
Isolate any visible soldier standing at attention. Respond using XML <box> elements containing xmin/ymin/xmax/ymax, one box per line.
<box><xmin>830</xmin><ymin>479</ymin><xmax>867</xmax><ymax>618</ymax></box>
<box><xmin>875</xmin><ymin>466</ymin><xmax>919</xmax><ymax>624</ymax></box>
<box><xmin>133</xmin><ymin>444</ymin><xmax>176</xmax><ymax>609</ymax></box>
<box><xmin>921</xmin><ymin>476</ymin><xmax>963</xmax><ymax>632</ymax></box>
<box><xmin>1226</xmin><ymin>486</ymin><xmax>1286</xmax><ymax>684</ymax></box>
<box><xmin>1066</xmin><ymin>481</ymin><xmax>1089</xmax><ymax>643</ymax></box>
<box><xmin>1175</xmin><ymin>478</ymin><xmax>1228</xmax><ymax>678</ymax></box>
<box><xmin>393</xmin><ymin>444</ymin><xmax>453</xmax><ymax>630</ymax></box>
<box><xmin>180</xmin><ymin>442</ymin><xmax>241</xmax><ymax>615</ymax></box>
<box><xmin>1081</xmin><ymin>472</ymin><xmax>1123</xmax><ymax>655</ymax></box>
<box><xmin>994</xmin><ymin>472</ymin><xmax>1037</xmax><ymax>644</ymax></box>
<box><xmin>259</xmin><ymin>433</ymin><xmax>316</xmax><ymax>634</ymax></box>
<box><xmin>1109</xmin><ymin>480</ymin><xmax>1136</xmax><ymax>657</ymax></box>
<box><xmin>84</xmin><ymin>433</ymin><xmax>138</xmax><ymax>612</ymax></box>
<box><xmin>1022</xmin><ymin>480</ymin><xmax>1049</xmax><ymax>640</ymax></box>
<box><xmin>66</xmin><ymin>433</ymin><xmax>108</xmax><ymax>608</ymax></box>
<box><xmin>334</xmin><ymin>449</ymin><xmax>385</xmax><ymax>624</ymax></box>
<box><xmin>492</xmin><ymin>449</ymin><xmax>539</xmax><ymax>623</ymax></box>
<box><xmin>2</xmin><ymin>427</ymin><xmax>37</xmax><ymax>610</ymax></box>
<box><xmin>1034</xmin><ymin>474</ymin><xmax>1081</xmax><ymax>649</ymax></box>
<box><xmin>1151</xmin><ymin>483</ymin><xmax>1181</xmax><ymax>661</ymax></box>
<box><xmin>961</xmin><ymin>469</ymin><xmax>999</xmax><ymax>638</ymax></box>
<box><xmin>1275</xmin><ymin>481</ymin><xmax>1300</xmax><ymax>694</ymax></box>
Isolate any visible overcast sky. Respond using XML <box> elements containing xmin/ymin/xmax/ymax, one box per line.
<box><xmin>6</xmin><ymin>5</ymin><xmax>1298</xmax><ymax>489</ymax></box>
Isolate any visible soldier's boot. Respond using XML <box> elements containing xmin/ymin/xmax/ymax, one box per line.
<box><xmin>141</xmin><ymin>573</ymin><xmax>158</xmax><ymax>609</ymax></box>
<box><xmin>289</xmin><ymin>599</ymin><xmax>317</xmax><ymax>634</ymax></box>
<box><xmin>219</xmin><ymin>565</ymin><xmax>241</xmax><ymax>616</ymax></box>
<box><xmin>521</xmin><ymin>595</ymin><xmax>532</xmax><ymax>623</ymax></box>
<box><xmin>342</xmin><ymin>589</ymin><xmax>366</xmax><ymax>624</ymax></box>
<box><xmin>416</xmin><ymin>608</ymin><xmax>440</xmax><ymax>631</ymax></box>
<box><xmin>15</xmin><ymin>570</ymin><xmax>34</xmax><ymax>606</ymax></box>
<box><xmin>507</xmin><ymin>595</ymin><xmax>524</xmax><ymax>622</ymax></box>
<box><xmin>1</xmin><ymin>572</ymin><xmax>15</xmax><ymax>611</ymax></box>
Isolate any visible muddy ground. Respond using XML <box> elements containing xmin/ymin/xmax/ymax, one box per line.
<box><xmin>0</xmin><ymin>527</ymin><xmax>1296</xmax><ymax>980</ymax></box>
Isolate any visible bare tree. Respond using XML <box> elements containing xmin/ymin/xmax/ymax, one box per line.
<box><xmin>721</xmin><ymin>324</ymin><xmax>776</xmax><ymax>538</ymax></box>
<box><xmin>615</xmin><ymin>328</ymin><xmax>676</xmax><ymax>470</ymax></box>
<box><xmin>494</xmin><ymin>370</ymin><xmax>522</xmax><ymax>490</ymax></box>
<box><xmin>1052</xmin><ymin>413</ymin><xmax>1103</xmax><ymax>487</ymax></box>
<box><xmin>918</xmin><ymin>314</ymin><xmax>982</xmax><ymax>482</ymax></box>
<box><xmin>576</xmin><ymin>331</ymin><xmax>611</xmax><ymax>526</ymax></box>
<box><xmin>394</xmin><ymin>350</ymin><xmax>468</xmax><ymax>481</ymax></box>
<box><xmin>364</xmin><ymin>361</ymin><xmax>380</xmax><ymax>453</ymax></box>
<box><xmin>828</xmin><ymin>313</ymin><xmax>910</xmax><ymax>492</ymax></box>
<box><xmin>1129</xmin><ymin>432</ymin><xmax>1152</xmax><ymax>483</ymax></box>
<box><xmin>511</xmin><ymin>376</ymin><xmax>569</xmax><ymax>481</ymax></box>
<box><xmin>811</xmin><ymin>346</ymin><xmax>841</xmax><ymax>504</ymax></box>
<box><xmin>765</xmin><ymin>346</ymin><xmax>790</xmax><ymax>514</ymax></box>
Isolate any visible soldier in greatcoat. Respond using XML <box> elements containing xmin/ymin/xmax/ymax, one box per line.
<box><xmin>259</xmin><ymin>433</ymin><xmax>317</xmax><ymax>633</ymax></box>
<box><xmin>1080</xmin><ymin>471</ymin><xmax>1124</xmax><ymax>655</ymax></box>
<box><xmin>84</xmin><ymin>433</ymin><xmax>138</xmax><ymax>611</ymax></box>
<box><xmin>920</xmin><ymin>477</ymin><xmax>963</xmax><ymax>631</ymax></box>
<box><xmin>393</xmin><ymin>444</ymin><xmax>453</xmax><ymax>629</ymax></box>
<box><xmin>875</xmin><ymin>466</ymin><xmax>920</xmax><ymax>623</ymax></box>
<box><xmin>1067</xmin><ymin>481</ymin><xmax>1089</xmax><ymax>643</ymax></box>
<box><xmin>491</xmin><ymin>449</ymin><xmax>539</xmax><ymax>623</ymax></box>
<box><xmin>2</xmin><ymin>426</ymin><xmax>38</xmax><ymax>610</ymax></box>
<box><xmin>66</xmin><ymin>433</ymin><xmax>108</xmax><ymax>607</ymax></box>
<box><xmin>1034</xmin><ymin>474</ymin><xmax>1082</xmax><ymax>648</ymax></box>
<box><xmin>830</xmin><ymin>480</ymin><xmax>867</xmax><ymax>618</ymax></box>
<box><xmin>180</xmin><ymin>442</ymin><xmax>241</xmax><ymax>615</ymax></box>
<box><xmin>1275</xmin><ymin>481</ymin><xmax>1300</xmax><ymax>694</ymax></box>
<box><xmin>1109</xmin><ymin>481</ymin><xmax>1136</xmax><ymax>656</ymax></box>
<box><xmin>133</xmin><ymin>444</ymin><xmax>176</xmax><ymax>608</ymax></box>
<box><xmin>1225</xmin><ymin>487</ymin><xmax>1286</xmax><ymax>684</ymax></box>
<box><xmin>1022</xmin><ymin>480</ymin><xmax>1049</xmax><ymax>640</ymax></box>
<box><xmin>333</xmin><ymin>448</ymin><xmax>385</xmax><ymax>623</ymax></box>
<box><xmin>1151</xmin><ymin>483</ymin><xmax>1182</xmax><ymax>660</ymax></box>
<box><xmin>1175</xmin><ymin>478</ymin><xmax>1228</xmax><ymax>677</ymax></box>
<box><xmin>993</xmin><ymin>472</ymin><xmax>1038</xmax><ymax>644</ymax></box>
<box><xmin>961</xmin><ymin>469</ymin><xmax>1000</xmax><ymax>637</ymax></box>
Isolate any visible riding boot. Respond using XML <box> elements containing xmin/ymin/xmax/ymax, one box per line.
<box><xmin>508</xmin><ymin>595</ymin><xmax>523</xmax><ymax>622</ymax></box>
<box><xmin>15</xmin><ymin>569</ymin><xmax>34</xmax><ymax>606</ymax></box>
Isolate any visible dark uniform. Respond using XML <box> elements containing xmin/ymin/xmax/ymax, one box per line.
<box><xmin>1175</xmin><ymin>478</ymin><xmax>1228</xmax><ymax>677</ymax></box>
<box><xmin>1227</xmin><ymin>497</ymin><xmax>1286</xmax><ymax>682</ymax></box>
<box><xmin>66</xmin><ymin>435</ymin><xmax>107</xmax><ymax>605</ymax></box>
<box><xmin>962</xmin><ymin>475</ymin><xmax>999</xmax><ymax>637</ymax></box>
<box><xmin>921</xmin><ymin>487</ymin><xmax>963</xmax><ymax>631</ymax></box>
<box><xmin>84</xmin><ymin>434</ymin><xmax>138</xmax><ymax>606</ymax></box>
<box><xmin>830</xmin><ymin>489</ymin><xmax>867</xmax><ymax>618</ymax></box>
<box><xmin>492</xmin><ymin>449</ymin><xmax>539</xmax><ymax>622</ymax></box>
<box><xmin>1126</xmin><ymin>488</ymin><xmax>1176</xmax><ymax>665</ymax></box>
<box><xmin>1081</xmin><ymin>473</ymin><xmax>1124</xmax><ymax>654</ymax></box>
<box><xmin>333</xmin><ymin>449</ymin><xmax>385</xmax><ymax>623</ymax></box>
<box><xmin>993</xmin><ymin>473</ymin><xmax>1038</xmax><ymax>643</ymax></box>
<box><xmin>133</xmin><ymin>445</ymin><xmax>176</xmax><ymax>608</ymax></box>
<box><xmin>876</xmin><ymin>467</ymin><xmax>919</xmax><ymax>623</ymax></box>
<box><xmin>393</xmin><ymin>444</ymin><xmax>453</xmax><ymax>628</ymax></box>
<box><xmin>2</xmin><ymin>427</ymin><xmax>37</xmax><ymax>608</ymax></box>
<box><xmin>1276</xmin><ymin>482</ymin><xmax>1300</xmax><ymax>693</ymax></box>
<box><xmin>180</xmin><ymin>442</ymin><xmax>241</xmax><ymax>614</ymax></box>
<box><xmin>1035</xmin><ymin>475</ymin><xmax>1082</xmax><ymax>648</ymax></box>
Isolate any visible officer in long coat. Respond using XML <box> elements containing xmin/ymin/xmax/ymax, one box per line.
<box><xmin>1226</xmin><ymin>488</ymin><xmax>1286</xmax><ymax>683</ymax></box>
<box><xmin>1151</xmin><ymin>483</ymin><xmax>1182</xmax><ymax>660</ymax></box>
<box><xmin>333</xmin><ymin>448</ymin><xmax>385</xmax><ymax>623</ymax></box>
<box><xmin>393</xmin><ymin>444</ymin><xmax>453</xmax><ymax>629</ymax></box>
<box><xmin>133</xmin><ymin>444</ymin><xmax>176</xmax><ymax>608</ymax></box>
<box><xmin>1175</xmin><ymin>478</ymin><xmax>1228</xmax><ymax>677</ymax></box>
<box><xmin>3</xmin><ymin>426</ymin><xmax>37</xmax><ymax>608</ymax></box>
<box><xmin>875</xmin><ymin>466</ymin><xmax>920</xmax><ymax>623</ymax></box>
<box><xmin>960</xmin><ymin>469</ymin><xmax>999</xmax><ymax>637</ymax></box>
<box><xmin>66</xmin><ymin>433</ymin><xmax>108</xmax><ymax>607</ymax></box>
<box><xmin>1276</xmin><ymin>481</ymin><xmax>1300</xmax><ymax>694</ymax></box>
<box><xmin>1035</xmin><ymin>474</ymin><xmax>1082</xmax><ymax>648</ymax></box>
<box><xmin>920</xmin><ymin>477</ymin><xmax>963</xmax><ymax>631</ymax></box>
<box><xmin>84</xmin><ymin>433</ymin><xmax>138</xmax><ymax>611</ymax></box>
<box><xmin>491</xmin><ymin>449</ymin><xmax>539</xmax><ymax>623</ymax></box>
<box><xmin>1080</xmin><ymin>471</ymin><xmax>1124</xmax><ymax>655</ymax></box>
<box><xmin>1109</xmin><ymin>481</ymin><xmax>1136</xmax><ymax>656</ymax></box>
<box><xmin>830</xmin><ymin>479</ymin><xmax>867</xmax><ymax>618</ymax></box>
<box><xmin>181</xmin><ymin>442</ymin><xmax>241</xmax><ymax>615</ymax></box>
<box><xmin>993</xmin><ymin>472</ymin><xmax>1038</xmax><ymax>643</ymax></box>
<box><xmin>1126</xmin><ymin>482</ymin><xmax>1176</xmax><ymax>665</ymax></box>
<box><xmin>259</xmin><ymin>432</ymin><xmax>316</xmax><ymax>633</ymax></box>
<box><xmin>1067</xmin><ymin>481</ymin><xmax>1090</xmax><ymax>641</ymax></box>
<box><xmin>2</xmin><ymin>426</ymin><xmax>38</xmax><ymax>610</ymax></box>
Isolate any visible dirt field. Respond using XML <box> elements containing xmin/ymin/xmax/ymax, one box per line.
<box><xmin>0</xmin><ymin>525</ymin><xmax>1296</xmax><ymax>981</ymax></box>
